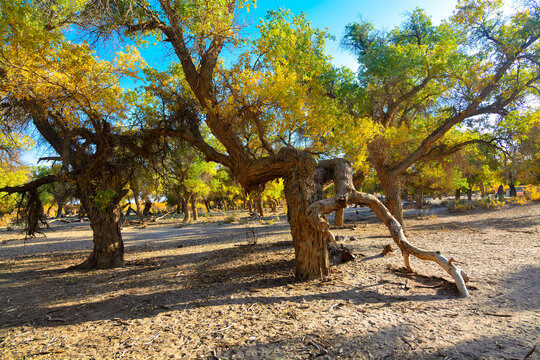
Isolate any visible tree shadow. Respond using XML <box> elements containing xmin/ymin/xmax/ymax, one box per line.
<box><xmin>214</xmin><ymin>326</ymin><xmax>537</xmax><ymax>360</ymax></box>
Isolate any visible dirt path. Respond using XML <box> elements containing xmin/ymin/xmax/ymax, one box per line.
<box><xmin>0</xmin><ymin>203</ymin><xmax>538</xmax><ymax>359</ymax></box>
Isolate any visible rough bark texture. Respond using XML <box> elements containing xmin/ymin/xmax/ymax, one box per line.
<box><xmin>455</xmin><ymin>189</ymin><xmax>461</xmax><ymax>200</ymax></box>
<box><xmin>334</xmin><ymin>208</ymin><xmax>345</xmax><ymax>226</ymax></box>
<box><xmin>75</xmin><ymin>184</ymin><xmax>127</xmax><ymax>269</ymax></box>
<box><xmin>283</xmin><ymin>150</ymin><xmax>328</xmax><ymax>280</ymax></box>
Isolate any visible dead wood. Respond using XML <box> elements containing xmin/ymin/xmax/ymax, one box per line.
<box><xmin>308</xmin><ymin>158</ymin><xmax>470</xmax><ymax>297</ymax></box>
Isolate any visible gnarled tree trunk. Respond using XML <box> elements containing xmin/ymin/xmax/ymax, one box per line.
<box><xmin>282</xmin><ymin>151</ymin><xmax>328</xmax><ymax>280</ymax></box>
<box><xmin>75</xmin><ymin>180</ymin><xmax>128</xmax><ymax>269</ymax></box>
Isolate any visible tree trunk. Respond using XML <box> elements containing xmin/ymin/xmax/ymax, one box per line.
<box><xmin>283</xmin><ymin>151</ymin><xmax>328</xmax><ymax>280</ymax></box>
<box><xmin>379</xmin><ymin>175</ymin><xmax>404</xmax><ymax>226</ymax></box>
<box><xmin>270</xmin><ymin>199</ymin><xmax>278</xmax><ymax>213</ymax></box>
<box><xmin>467</xmin><ymin>188</ymin><xmax>472</xmax><ymax>201</ymax></box>
<box><xmin>191</xmin><ymin>198</ymin><xmax>198</xmax><ymax>221</ymax></box>
<box><xmin>247</xmin><ymin>199</ymin><xmax>253</xmax><ymax>215</ymax></box>
<box><xmin>509</xmin><ymin>183</ymin><xmax>516</xmax><ymax>197</ymax></box>
<box><xmin>143</xmin><ymin>199</ymin><xmax>152</xmax><ymax>216</ymax></box>
<box><xmin>75</xmin><ymin>185</ymin><xmax>127</xmax><ymax>269</ymax></box>
<box><xmin>204</xmin><ymin>199</ymin><xmax>211</xmax><ymax>213</ymax></box>
<box><xmin>416</xmin><ymin>189</ymin><xmax>423</xmax><ymax>210</ymax></box>
<box><xmin>182</xmin><ymin>197</ymin><xmax>190</xmax><ymax>223</ymax></box>
<box><xmin>497</xmin><ymin>184</ymin><xmax>504</xmax><ymax>201</ymax></box>
<box><xmin>132</xmin><ymin>192</ymin><xmax>146</xmax><ymax>225</ymax></box>
<box><xmin>479</xmin><ymin>182</ymin><xmax>485</xmax><ymax>198</ymax></box>
<box><xmin>455</xmin><ymin>189</ymin><xmax>461</xmax><ymax>200</ymax></box>
<box><xmin>334</xmin><ymin>207</ymin><xmax>344</xmax><ymax>226</ymax></box>
<box><xmin>256</xmin><ymin>195</ymin><xmax>264</xmax><ymax>217</ymax></box>
<box><xmin>176</xmin><ymin>203</ymin><xmax>181</xmax><ymax>214</ymax></box>
<box><xmin>56</xmin><ymin>201</ymin><xmax>64</xmax><ymax>218</ymax></box>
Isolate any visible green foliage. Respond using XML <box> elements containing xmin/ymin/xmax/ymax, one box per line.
<box><xmin>0</xmin><ymin>166</ymin><xmax>29</xmax><ymax>215</ymax></box>
<box><xmin>91</xmin><ymin>189</ymin><xmax>119</xmax><ymax>211</ymax></box>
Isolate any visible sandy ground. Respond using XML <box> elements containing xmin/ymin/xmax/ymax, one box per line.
<box><xmin>0</xmin><ymin>202</ymin><xmax>538</xmax><ymax>359</ymax></box>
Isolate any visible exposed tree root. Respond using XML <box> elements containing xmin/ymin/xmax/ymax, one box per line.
<box><xmin>308</xmin><ymin>159</ymin><xmax>470</xmax><ymax>297</ymax></box>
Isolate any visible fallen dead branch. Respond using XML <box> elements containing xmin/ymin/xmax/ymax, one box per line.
<box><xmin>308</xmin><ymin>159</ymin><xmax>470</xmax><ymax>297</ymax></box>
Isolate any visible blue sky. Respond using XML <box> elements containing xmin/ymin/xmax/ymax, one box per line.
<box><xmin>135</xmin><ymin>0</ymin><xmax>459</xmax><ymax>74</ymax></box>
<box><xmin>239</xmin><ymin>0</ymin><xmax>458</xmax><ymax>69</ymax></box>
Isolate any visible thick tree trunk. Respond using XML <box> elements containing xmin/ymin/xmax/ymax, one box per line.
<box><xmin>176</xmin><ymin>203</ymin><xmax>181</xmax><ymax>214</ymax></box>
<box><xmin>479</xmin><ymin>182</ymin><xmax>485</xmax><ymax>198</ymax></box>
<box><xmin>247</xmin><ymin>199</ymin><xmax>253</xmax><ymax>215</ymax></box>
<box><xmin>56</xmin><ymin>202</ymin><xmax>64</xmax><ymax>218</ymax></box>
<box><xmin>204</xmin><ymin>199</ymin><xmax>211</xmax><ymax>213</ymax></box>
<box><xmin>191</xmin><ymin>198</ymin><xmax>198</xmax><ymax>221</ymax></box>
<box><xmin>467</xmin><ymin>188</ymin><xmax>472</xmax><ymax>201</ymax></box>
<box><xmin>256</xmin><ymin>195</ymin><xmax>264</xmax><ymax>217</ymax></box>
<box><xmin>75</xmin><ymin>185</ymin><xmax>128</xmax><ymax>269</ymax></box>
<box><xmin>380</xmin><ymin>175</ymin><xmax>404</xmax><ymax>226</ymax></box>
<box><xmin>455</xmin><ymin>189</ymin><xmax>461</xmax><ymax>200</ymax></box>
<box><xmin>509</xmin><ymin>183</ymin><xmax>516</xmax><ymax>197</ymax></box>
<box><xmin>334</xmin><ymin>207</ymin><xmax>344</xmax><ymax>226</ymax></box>
<box><xmin>283</xmin><ymin>151</ymin><xmax>328</xmax><ymax>280</ymax></box>
<box><xmin>497</xmin><ymin>185</ymin><xmax>504</xmax><ymax>201</ymax></box>
<box><xmin>368</xmin><ymin>139</ymin><xmax>404</xmax><ymax>225</ymax></box>
<box><xmin>416</xmin><ymin>189</ymin><xmax>423</xmax><ymax>210</ymax></box>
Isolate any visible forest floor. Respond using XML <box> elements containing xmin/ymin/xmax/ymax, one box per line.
<box><xmin>0</xmin><ymin>201</ymin><xmax>538</xmax><ymax>359</ymax></box>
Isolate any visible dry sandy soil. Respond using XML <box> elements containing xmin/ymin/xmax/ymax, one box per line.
<box><xmin>0</xmin><ymin>202</ymin><xmax>538</xmax><ymax>359</ymax></box>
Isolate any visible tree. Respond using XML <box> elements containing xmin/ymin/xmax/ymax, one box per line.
<box><xmin>158</xmin><ymin>139</ymin><xmax>217</xmax><ymax>222</ymax></box>
<box><xmin>53</xmin><ymin>0</ymin><xmax>473</xmax><ymax>295</ymax></box>
<box><xmin>342</xmin><ymin>1</ymin><xmax>539</xmax><ymax>224</ymax></box>
<box><xmin>0</xmin><ymin>0</ymin><xmax>168</xmax><ymax>268</ymax></box>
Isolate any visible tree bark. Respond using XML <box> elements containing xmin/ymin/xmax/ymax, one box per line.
<box><xmin>509</xmin><ymin>183</ymin><xmax>516</xmax><ymax>197</ymax></box>
<box><xmin>204</xmin><ymin>199</ymin><xmax>211</xmax><ymax>213</ymax></box>
<box><xmin>334</xmin><ymin>207</ymin><xmax>345</xmax><ymax>226</ymax></box>
<box><xmin>455</xmin><ymin>189</ymin><xmax>461</xmax><ymax>200</ymax></box>
<box><xmin>380</xmin><ymin>174</ymin><xmax>404</xmax><ymax>225</ymax></box>
<box><xmin>56</xmin><ymin>201</ymin><xmax>64</xmax><ymax>218</ymax></box>
<box><xmin>467</xmin><ymin>188</ymin><xmax>472</xmax><ymax>201</ymax></box>
<box><xmin>283</xmin><ymin>150</ymin><xmax>328</xmax><ymax>280</ymax></box>
<box><xmin>182</xmin><ymin>197</ymin><xmax>190</xmax><ymax>223</ymax></box>
<box><xmin>416</xmin><ymin>189</ymin><xmax>423</xmax><ymax>210</ymax></box>
<box><xmin>191</xmin><ymin>198</ymin><xmax>198</xmax><ymax>221</ymax></box>
<box><xmin>132</xmin><ymin>191</ymin><xmax>146</xmax><ymax>225</ymax></box>
<box><xmin>255</xmin><ymin>194</ymin><xmax>264</xmax><ymax>217</ymax></box>
<box><xmin>75</xmin><ymin>184</ymin><xmax>127</xmax><ymax>269</ymax></box>
<box><xmin>143</xmin><ymin>199</ymin><xmax>152</xmax><ymax>216</ymax></box>
<box><xmin>479</xmin><ymin>182</ymin><xmax>485</xmax><ymax>198</ymax></box>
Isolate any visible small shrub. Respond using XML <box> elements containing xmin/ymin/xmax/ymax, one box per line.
<box><xmin>223</xmin><ymin>215</ymin><xmax>237</xmax><ymax>224</ymax></box>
